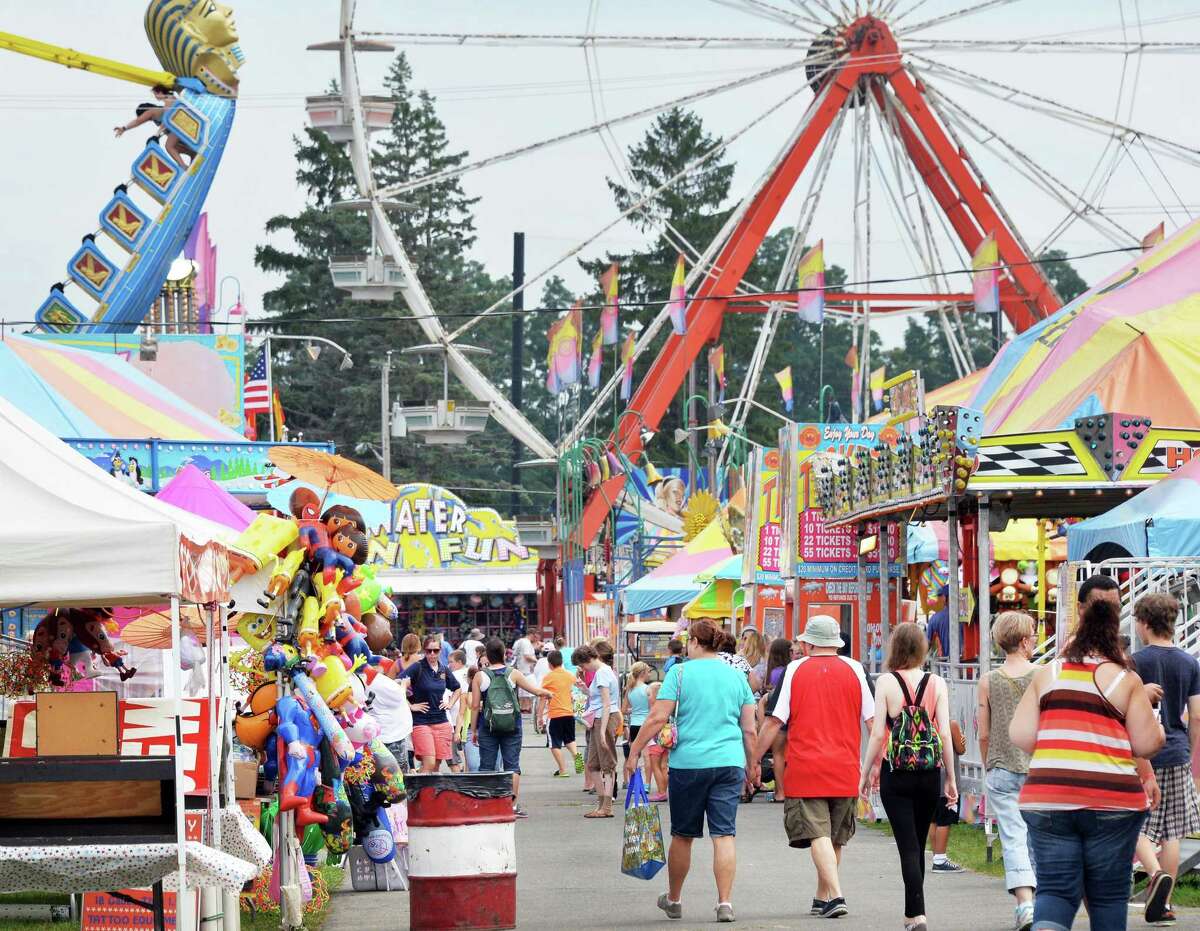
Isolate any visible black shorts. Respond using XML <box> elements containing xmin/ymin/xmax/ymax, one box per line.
<box><xmin>935</xmin><ymin>795</ymin><xmax>960</xmax><ymax>827</ymax></box>
<box><xmin>548</xmin><ymin>715</ymin><xmax>577</xmax><ymax>749</ymax></box>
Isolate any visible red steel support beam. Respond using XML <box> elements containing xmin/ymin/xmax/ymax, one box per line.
<box><xmin>575</xmin><ymin>64</ymin><xmax>874</xmax><ymax>546</ymax></box>
<box><xmin>886</xmin><ymin>67</ymin><xmax>1059</xmax><ymax>330</ymax></box>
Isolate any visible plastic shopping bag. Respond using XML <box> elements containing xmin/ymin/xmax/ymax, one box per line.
<box><xmin>621</xmin><ymin>770</ymin><xmax>666</xmax><ymax>880</ymax></box>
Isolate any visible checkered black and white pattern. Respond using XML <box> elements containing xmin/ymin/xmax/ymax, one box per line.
<box><xmin>1138</xmin><ymin>440</ymin><xmax>1200</xmax><ymax>475</ymax></box>
<box><xmin>976</xmin><ymin>441</ymin><xmax>1085</xmax><ymax>477</ymax></box>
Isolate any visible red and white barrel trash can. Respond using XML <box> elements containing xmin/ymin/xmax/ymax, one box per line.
<box><xmin>406</xmin><ymin>771</ymin><xmax>516</xmax><ymax>930</ymax></box>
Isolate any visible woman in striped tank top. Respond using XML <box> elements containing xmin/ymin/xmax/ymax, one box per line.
<box><xmin>1010</xmin><ymin>598</ymin><xmax>1164</xmax><ymax>931</ymax></box>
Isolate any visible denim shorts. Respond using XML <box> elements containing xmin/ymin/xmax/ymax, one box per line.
<box><xmin>477</xmin><ymin>718</ymin><xmax>523</xmax><ymax>775</ymax></box>
<box><xmin>668</xmin><ymin>766</ymin><xmax>745</xmax><ymax>839</ymax></box>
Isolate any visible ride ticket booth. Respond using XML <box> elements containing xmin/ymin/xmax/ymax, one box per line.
<box><xmin>760</xmin><ymin>424</ymin><xmax>905</xmax><ymax>663</ymax></box>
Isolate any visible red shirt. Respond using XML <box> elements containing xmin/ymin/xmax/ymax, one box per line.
<box><xmin>771</xmin><ymin>654</ymin><xmax>874</xmax><ymax>798</ymax></box>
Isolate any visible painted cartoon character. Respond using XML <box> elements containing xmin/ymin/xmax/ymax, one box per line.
<box><xmin>272</xmin><ymin>693</ymin><xmax>328</xmax><ymax>829</ymax></box>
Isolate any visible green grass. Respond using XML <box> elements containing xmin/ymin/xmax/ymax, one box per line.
<box><xmin>0</xmin><ymin>865</ymin><xmax>345</xmax><ymax>931</ymax></box>
<box><xmin>863</xmin><ymin>820</ymin><xmax>1200</xmax><ymax>907</ymax></box>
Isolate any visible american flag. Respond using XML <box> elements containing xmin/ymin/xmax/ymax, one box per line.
<box><xmin>243</xmin><ymin>348</ymin><xmax>270</xmax><ymax>414</ymax></box>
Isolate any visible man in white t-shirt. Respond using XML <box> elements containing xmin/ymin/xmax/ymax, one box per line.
<box><xmin>459</xmin><ymin>629</ymin><xmax>485</xmax><ymax>668</ymax></box>
<box><xmin>512</xmin><ymin>631</ymin><xmax>537</xmax><ymax>712</ymax></box>
<box><xmin>368</xmin><ymin>666</ymin><xmax>413</xmax><ymax>762</ymax></box>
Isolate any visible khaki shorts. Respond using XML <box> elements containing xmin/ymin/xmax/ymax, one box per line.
<box><xmin>586</xmin><ymin>714</ymin><xmax>620</xmax><ymax>774</ymax></box>
<box><xmin>784</xmin><ymin>796</ymin><xmax>858</xmax><ymax>849</ymax></box>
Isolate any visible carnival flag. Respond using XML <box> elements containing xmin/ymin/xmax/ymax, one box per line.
<box><xmin>665</xmin><ymin>254</ymin><xmax>688</xmax><ymax>335</ymax></box>
<box><xmin>972</xmin><ymin>233</ymin><xmax>1000</xmax><ymax>315</ymax></box>
<box><xmin>774</xmin><ymin>366</ymin><xmax>794</xmax><ymax>414</ymax></box>
<box><xmin>869</xmin><ymin>366</ymin><xmax>886</xmax><ymax>412</ymax></box>
<box><xmin>1141</xmin><ymin>222</ymin><xmax>1165</xmax><ymax>252</ymax></box>
<box><xmin>619</xmin><ymin>331</ymin><xmax>637</xmax><ymax>401</ymax></box>
<box><xmin>709</xmin><ymin>344</ymin><xmax>726</xmax><ymax>403</ymax></box>
<box><xmin>587</xmin><ymin>327</ymin><xmax>604</xmax><ymax>389</ymax></box>
<box><xmin>546</xmin><ymin>303</ymin><xmax>583</xmax><ymax>393</ymax></box>
<box><xmin>600</xmin><ymin>263</ymin><xmax>620</xmax><ymax>345</ymax></box>
<box><xmin>795</xmin><ymin>241</ymin><xmax>825</xmax><ymax>324</ymax></box>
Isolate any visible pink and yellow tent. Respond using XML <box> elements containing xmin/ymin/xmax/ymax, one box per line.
<box><xmin>969</xmin><ymin>219</ymin><xmax>1200</xmax><ymax>432</ymax></box>
<box><xmin>621</xmin><ymin>520</ymin><xmax>733</xmax><ymax>615</ymax></box>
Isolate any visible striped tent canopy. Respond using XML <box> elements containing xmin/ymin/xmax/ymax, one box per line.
<box><xmin>968</xmin><ymin>218</ymin><xmax>1200</xmax><ymax>432</ymax></box>
<box><xmin>622</xmin><ymin>520</ymin><xmax>732</xmax><ymax>616</ymax></box>
<box><xmin>0</xmin><ymin>334</ymin><xmax>243</xmax><ymax>440</ymax></box>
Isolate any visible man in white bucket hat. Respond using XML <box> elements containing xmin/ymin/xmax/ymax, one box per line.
<box><xmin>754</xmin><ymin>615</ymin><xmax>874</xmax><ymax>920</ymax></box>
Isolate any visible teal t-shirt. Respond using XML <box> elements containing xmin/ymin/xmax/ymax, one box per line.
<box><xmin>657</xmin><ymin>658</ymin><xmax>754</xmax><ymax>770</ymax></box>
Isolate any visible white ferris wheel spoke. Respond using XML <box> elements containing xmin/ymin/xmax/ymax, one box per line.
<box><xmin>898</xmin><ymin>0</ymin><xmax>1027</xmax><ymax>35</ymax></box>
<box><xmin>355</xmin><ymin>30</ymin><xmax>819</xmax><ymax>51</ymax></box>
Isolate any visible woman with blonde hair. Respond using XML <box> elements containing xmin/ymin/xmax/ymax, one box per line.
<box><xmin>860</xmin><ymin>622</ymin><xmax>955</xmax><ymax>931</ymax></box>
<box><xmin>396</xmin><ymin>632</ymin><xmax>422</xmax><ymax>670</ymax></box>
<box><xmin>622</xmin><ymin>662</ymin><xmax>654</xmax><ymax>785</ymax></box>
<box><xmin>738</xmin><ymin>628</ymin><xmax>766</xmax><ymax>695</ymax></box>
<box><xmin>977</xmin><ymin>611</ymin><xmax>1038</xmax><ymax>931</ymax></box>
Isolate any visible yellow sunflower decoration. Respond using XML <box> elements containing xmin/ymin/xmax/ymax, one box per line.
<box><xmin>683</xmin><ymin>490</ymin><xmax>720</xmax><ymax>541</ymax></box>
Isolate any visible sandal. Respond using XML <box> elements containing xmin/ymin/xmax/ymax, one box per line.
<box><xmin>583</xmin><ymin>809</ymin><xmax>614</xmax><ymax>818</ymax></box>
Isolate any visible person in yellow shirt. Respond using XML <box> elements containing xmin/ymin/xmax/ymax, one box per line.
<box><xmin>542</xmin><ymin>650</ymin><xmax>579</xmax><ymax>777</ymax></box>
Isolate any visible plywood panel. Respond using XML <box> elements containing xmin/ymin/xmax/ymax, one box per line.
<box><xmin>0</xmin><ymin>780</ymin><xmax>161</xmax><ymax>819</ymax></box>
<box><xmin>35</xmin><ymin>691</ymin><xmax>118</xmax><ymax>756</ymax></box>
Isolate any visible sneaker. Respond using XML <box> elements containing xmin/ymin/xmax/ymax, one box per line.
<box><xmin>1015</xmin><ymin>900</ymin><xmax>1034</xmax><ymax>931</ymax></box>
<box><xmin>1145</xmin><ymin>871</ymin><xmax>1175</xmax><ymax>924</ymax></box>
<box><xmin>512</xmin><ymin>804</ymin><xmax>528</xmax><ymax>819</ymax></box>
<box><xmin>818</xmin><ymin>897</ymin><xmax>848</xmax><ymax>918</ymax></box>
<box><xmin>810</xmin><ymin>899</ymin><xmax>828</xmax><ymax>916</ymax></box>
<box><xmin>715</xmin><ymin>903</ymin><xmax>735</xmax><ymax>923</ymax></box>
<box><xmin>931</xmin><ymin>858</ymin><xmax>964</xmax><ymax>873</ymax></box>
<box><xmin>656</xmin><ymin>894</ymin><xmax>682</xmax><ymax>920</ymax></box>
<box><xmin>553</xmin><ymin>770</ymin><xmax>571</xmax><ymax>778</ymax></box>
<box><xmin>574</xmin><ymin>751</ymin><xmax>585</xmax><ymax>774</ymax></box>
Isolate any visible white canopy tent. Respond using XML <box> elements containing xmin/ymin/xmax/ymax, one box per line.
<box><xmin>0</xmin><ymin>396</ymin><xmax>248</xmax><ymax>930</ymax></box>
<box><xmin>0</xmin><ymin>397</ymin><xmax>232</xmax><ymax>608</ymax></box>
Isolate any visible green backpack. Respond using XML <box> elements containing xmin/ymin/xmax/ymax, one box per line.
<box><xmin>887</xmin><ymin>672</ymin><xmax>942</xmax><ymax>771</ymax></box>
<box><xmin>484</xmin><ymin>667</ymin><xmax>519</xmax><ymax>735</ymax></box>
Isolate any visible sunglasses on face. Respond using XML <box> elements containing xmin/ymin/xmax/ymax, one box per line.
<box><xmin>425</xmin><ymin>648</ymin><xmax>439</xmax><ymax>654</ymax></box>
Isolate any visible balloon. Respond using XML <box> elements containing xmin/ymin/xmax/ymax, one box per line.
<box><xmin>301</xmin><ymin>822</ymin><xmax>324</xmax><ymax>857</ymax></box>
<box><xmin>273</xmin><ymin>694</ymin><xmax>327</xmax><ymax>828</ymax></box>
<box><xmin>363</xmin><ymin>613</ymin><xmax>393</xmax><ymax>653</ymax></box>
<box><xmin>363</xmin><ymin>823</ymin><xmax>395</xmax><ymax>864</ymax></box>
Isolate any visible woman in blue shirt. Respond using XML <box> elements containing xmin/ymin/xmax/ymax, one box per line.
<box><xmin>399</xmin><ymin>635</ymin><xmax>461</xmax><ymax>773</ymax></box>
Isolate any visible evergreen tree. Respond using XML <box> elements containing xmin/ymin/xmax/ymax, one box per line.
<box><xmin>1037</xmin><ymin>249</ymin><xmax>1089</xmax><ymax>304</ymax></box>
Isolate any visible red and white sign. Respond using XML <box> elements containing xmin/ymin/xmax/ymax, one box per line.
<box><xmin>4</xmin><ymin>698</ymin><xmax>216</xmax><ymax>795</ymax></box>
<box><xmin>799</xmin><ymin>511</ymin><xmax>900</xmax><ymax>564</ymax></box>
<box><xmin>757</xmin><ymin>523</ymin><xmax>782</xmax><ymax>574</ymax></box>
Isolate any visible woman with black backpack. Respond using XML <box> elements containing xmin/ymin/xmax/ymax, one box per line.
<box><xmin>860</xmin><ymin>622</ymin><xmax>956</xmax><ymax>931</ymax></box>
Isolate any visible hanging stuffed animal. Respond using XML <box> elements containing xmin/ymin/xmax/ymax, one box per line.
<box><xmin>67</xmin><ymin>608</ymin><xmax>136</xmax><ymax>681</ymax></box>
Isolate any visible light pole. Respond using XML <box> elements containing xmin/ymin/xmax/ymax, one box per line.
<box><xmin>381</xmin><ymin>351</ymin><xmax>392</xmax><ymax>482</ymax></box>
<box><xmin>257</xmin><ymin>334</ymin><xmax>353</xmax><ymax>442</ymax></box>
<box><xmin>217</xmin><ymin>275</ymin><xmax>242</xmax><ymax>334</ymax></box>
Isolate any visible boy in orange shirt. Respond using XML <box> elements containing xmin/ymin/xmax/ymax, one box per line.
<box><xmin>541</xmin><ymin>650</ymin><xmax>579</xmax><ymax>777</ymax></box>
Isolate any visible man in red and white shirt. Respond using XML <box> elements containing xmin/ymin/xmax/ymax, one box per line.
<box><xmin>754</xmin><ymin>615</ymin><xmax>874</xmax><ymax>920</ymax></box>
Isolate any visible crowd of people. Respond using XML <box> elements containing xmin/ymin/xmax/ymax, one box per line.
<box><xmin>372</xmin><ymin>576</ymin><xmax>1199</xmax><ymax>930</ymax></box>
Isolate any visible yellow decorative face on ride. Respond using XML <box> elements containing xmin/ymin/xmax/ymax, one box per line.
<box><xmin>144</xmin><ymin>0</ymin><xmax>244</xmax><ymax>97</ymax></box>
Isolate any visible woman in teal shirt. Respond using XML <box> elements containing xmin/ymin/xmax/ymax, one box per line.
<box><xmin>622</xmin><ymin>662</ymin><xmax>653</xmax><ymax>778</ymax></box>
<box><xmin>625</xmin><ymin>619</ymin><xmax>758</xmax><ymax>924</ymax></box>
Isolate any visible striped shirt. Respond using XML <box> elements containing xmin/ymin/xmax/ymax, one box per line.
<box><xmin>1019</xmin><ymin>658</ymin><xmax>1148</xmax><ymax>812</ymax></box>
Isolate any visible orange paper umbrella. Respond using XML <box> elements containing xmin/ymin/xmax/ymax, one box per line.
<box><xmin>121</xmin><ymin>607</ymin><xmax>209</xmax><ymax>649</ymax></box>
<box><xmin>268</xmin><ymin>447</ymin><xmax>397</xmax><ymax>501</ymax></box>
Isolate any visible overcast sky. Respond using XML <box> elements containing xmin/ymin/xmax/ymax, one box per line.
<box><xmin>3</xmin><ymin>1</ymin><xmax>1199</xmax><ymax>347</ymax></box>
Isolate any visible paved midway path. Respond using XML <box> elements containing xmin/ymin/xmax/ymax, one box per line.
<box><xmin>325</xmin><ymin>721</ymin><xmax>1198</xmax><ymax>930</ymax></box>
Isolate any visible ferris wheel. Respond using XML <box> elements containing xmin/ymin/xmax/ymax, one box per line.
<box><xmin>313</xmin><ymin>0</ymin><xmax>1200</xmax><ymax>506</ymax></box>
